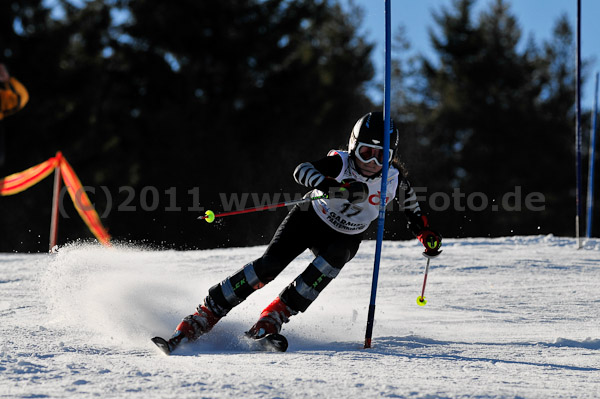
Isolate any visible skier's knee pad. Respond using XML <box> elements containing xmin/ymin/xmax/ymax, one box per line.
<box><xmin>280</xmin><ymin>255</ymin><xmax>342</xmax><ymax>313</ymax></box>
<box><xmin>206</xmin><ymin>260</ymin><xmax>270</xmax><ymax>314</ymax></box>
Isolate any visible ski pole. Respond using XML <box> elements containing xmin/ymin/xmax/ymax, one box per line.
<box><xmin>417</xmin><ymin>256</ymin><xmax>431</xmax><ymax>306</ymax></box>
<box><xmin>198</xmin><ymin>194</ymin><xmax>328</xmax><ymax>223</ymax></box>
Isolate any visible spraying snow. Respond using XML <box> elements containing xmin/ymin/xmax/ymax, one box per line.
<box><xmin>1</xmin><ymin>236</ymin><xmax>599</xmax><ymax>398</ymax></box>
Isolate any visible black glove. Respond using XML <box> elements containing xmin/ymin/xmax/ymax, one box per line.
<box><xmin>329</xmin><ymin>179</ymin><xmax>369</xmax><ymax>204</ymax></box>
<box><xmin>417</xmin><ymin>229</ymin><xmax>442</xmax><ymax>257</ymax></box>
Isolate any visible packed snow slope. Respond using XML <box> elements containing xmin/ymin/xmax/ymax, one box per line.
<box><xmin>1</xmin><ymin>236</ymin><xmax>599</xmax><ymax>398</ymax></box>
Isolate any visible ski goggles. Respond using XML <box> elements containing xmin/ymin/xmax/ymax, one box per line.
<box><xmin>355</xmin><ymin>143</ymin><xmax>394</xmax><ymax>166</ymax></box>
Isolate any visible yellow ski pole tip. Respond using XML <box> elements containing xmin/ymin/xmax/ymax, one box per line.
<box><xmin>417</xmin><ymin>296</ymin><xmax>427</xmax><ymax>306</ymax></box>
<box><xmin>204</xmin><ymin>210</ymin><xmax>215</xmax><ymax>223</ymax></box>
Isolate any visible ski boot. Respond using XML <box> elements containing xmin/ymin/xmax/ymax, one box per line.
<box><xmin>152</xmin><ymin>305</ymin><xmax>220</xmax><ymax>355</ymax></box>
<box><xmin>245</xmin><ymin>297</ymin><xmax>295</xmax><ymax>352</ymax></box>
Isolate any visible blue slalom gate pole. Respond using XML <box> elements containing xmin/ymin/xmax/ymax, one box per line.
<box><xmin>364</xmin><ymin>0</ymin><xmax>392</xmax><ymax>349</ymax></box>
<box><xmin>586</xmin><ymin>72</ymin><xmax>599</xmax><ymax>238</ymax></box>
<box><xmin>575</xmin><ymin>0</ymin><xmax>583</xmax><ymax>248</ymax></box>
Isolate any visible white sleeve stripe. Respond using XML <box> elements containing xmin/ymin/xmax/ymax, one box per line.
<box><xmin>295</xmin><ymin>162</ymin><xmax>327</xmax><ymax>188</ymax></box>
<box><xmin>313</xmin><ymin>175</ymin><xmax>325</xmax><ymax>187</ymax></box>
<box><xmin>302</xmin><ymin>169</ymin><xmax>314</xmax><ymax>183</ymax></box>
<box><xmin>297</xmin><ymin>164</ymin><xmax>311</xmax><ymax>182</ymax></box>
<box><xmin>308</xmin><ymin>173</ymin><xmax>324</xmax><ymax>187</ymax></box>
<box><xmin>404</xmin><ymin>193</ymin><xmax>417</xmax><ymax>202</ymax></box>
<box><xmin>403</xmin><ymin>202</ymin><xmax>420</xmax><ymax>210</ymax></box>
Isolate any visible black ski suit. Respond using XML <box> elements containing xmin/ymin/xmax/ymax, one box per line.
<box><xmin>201</xmin><ymin>151</ymin><xmax>428</xmax><ymax>318</ymax></box>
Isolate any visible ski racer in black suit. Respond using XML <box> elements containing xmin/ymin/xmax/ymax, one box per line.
<box><xmin>160</xmin><ymin>111</ymin><xmax>442</xmax><ymax>353</ymax></box>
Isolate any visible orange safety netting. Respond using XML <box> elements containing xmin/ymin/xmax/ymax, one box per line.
<box><xmin>59</xmin><ymin>156</ymin><xmax>111</xmax><ymax>246</ymax></box>
<box><xmin>0</xmin><ymin>155</ymin><xmax>59</xmax><ymax>195</ymax></box>
<box><xmin>1</xmin><ymin>152</ymin><xmax>111</xmax><ymax>246</ymax></box>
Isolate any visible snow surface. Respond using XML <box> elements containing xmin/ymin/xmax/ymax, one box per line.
<box><xmin>1</xmin><ymin>235</ymin><xmax>599</xmax><ymax>398</ymax></box>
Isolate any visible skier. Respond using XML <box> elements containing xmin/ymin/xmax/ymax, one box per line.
<box><xmin>155</xmin><ymin>111</ymin><xmax>442</xmax><ymax>353</ymax></box>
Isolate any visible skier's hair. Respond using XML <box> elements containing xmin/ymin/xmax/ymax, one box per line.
<box><xmin>392</xmin><ymin>155</ymin><xmax>408</xmax><ymax>178</ymax></box>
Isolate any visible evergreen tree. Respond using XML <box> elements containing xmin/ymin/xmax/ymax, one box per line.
<box><xmin>0</xmin><ymin>0</ymin><xmax>374</xmax><ymax>251</ymax></box>
<box><xmin>397</xmin><ymin>0</ymin><xmax>580</xmax><ymax>237</ymax></box>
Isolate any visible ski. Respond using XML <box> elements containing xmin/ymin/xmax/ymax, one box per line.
<box><xmin>151</xmin><ymin>336</ymin><xmax>172</xmax><ymax>356</ymax></box>
<box><xmin>152</xmin><ymin>333</ymin><xmax>288</xmax><ymax>355</ymax></box>
<box><xmin>244</xmin><ymin>332</ymin><xmax>289</xmax><ymax>352</ymax></box>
